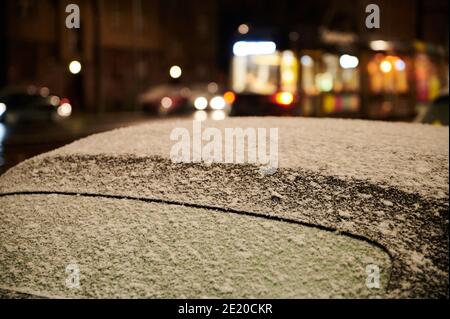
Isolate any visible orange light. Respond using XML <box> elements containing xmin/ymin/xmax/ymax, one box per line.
<box><xmin>274</xmin><ymin>92</ymin><xmax>294</xmax><ymax>106</ymax></box>
<box><xmin>224</xmin><ymin>91</ymin><xmax>236</xmax><ymax>104</ymax></box>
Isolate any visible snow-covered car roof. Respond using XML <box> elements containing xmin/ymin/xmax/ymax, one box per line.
<box><xmin>0</xmin><ymin>117</ymin><xmax>448</xmax><ymax>298</ymax></box>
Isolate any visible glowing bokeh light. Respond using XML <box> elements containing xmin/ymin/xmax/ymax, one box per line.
<box><xmin>69</xmin><ymin>61</ymin><xmax>82</xmax><ymax>74</ymax></box>
<box><xmin>169</xmin><ymin>65</ymin><xmax>182</xmax><ymax>79</ymax></box>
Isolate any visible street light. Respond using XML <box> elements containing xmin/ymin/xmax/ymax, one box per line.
<box><xmin>169</xmin><ymin>65</ymin><xmax>182</xmax><ymax>79</ymax></box>
<box><xmin>238</xmin><ymin>24</ymin><xmax>249</xmax><ymax>35</ymax></box>
<box><xmin>69</xmin><ymin>60</ymin><xmax>82</xmax><ymax>74</ymax></box>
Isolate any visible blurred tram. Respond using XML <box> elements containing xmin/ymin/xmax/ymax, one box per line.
<box><xmin>229</xmin><ymin>38</ymin><xmax>448</xmax><ymax>120</ymax></box>
<box><xmin>229</xmin><ymin>41</ymin><xmax>300</xmax><ymax>116</ymax></box>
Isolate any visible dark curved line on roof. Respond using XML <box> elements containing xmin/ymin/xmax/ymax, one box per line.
<box><xmin>0</xmin><ymin>286</ymin><xmax>55</xmax><ymax>299</ymax></box>
<box><xmin>0</xmin><ymin>190</ymin><xmax>394</xmax><ymax>291</ymax></box>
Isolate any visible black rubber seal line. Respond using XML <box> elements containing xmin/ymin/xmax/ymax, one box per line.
<box><xmin>0</xmin><ymin>190</ymin><xmax>394</xmax><ymax>289</ymax></box>
<box><xmin>0</xmin><ymin>285</ymin><xmax>59</xmax><ymax>299</ymax></box>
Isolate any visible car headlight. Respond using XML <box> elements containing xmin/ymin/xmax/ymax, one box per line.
<box><xmin>0</xmin><ymin>103</ymin><xmax>6</xmax><ymax>117</ymax></box>
<box><xmin>49</xmin><ymin>96</ymin><xmax>61</xmax><ymax>107</ymax></box>
<box><xmin>210</xmin><ymin>96</ymin><xmax>226</xmax><ymax>110</ymax></box>
<box><xmin>57</xmin><ymin>103</ymin><xmax>72</xmax><ymax>117</ymax></box>
<box><xmin>194</xmin><ymin>97</ymin><xmax>208</xmax><ymax>110</ymax></box>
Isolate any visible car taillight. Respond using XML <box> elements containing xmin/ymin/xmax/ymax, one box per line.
<box><xmin>57</xmin><ymin>100</ymin><xmax>72</xmax><ymax>117</ymax></box>
<box><xmin>274</xmin><ymin>92</ymin><xmax>294</xmax><ymax>106</ymax></box>
<box><xmin>60</xmin><ymin>98</ymin><xmax>70</xmax><ymax>106</ymax></box>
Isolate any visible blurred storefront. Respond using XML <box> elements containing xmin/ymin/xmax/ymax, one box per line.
<box><xmin>2</xmin><ymin>0</ymin><xmax>448</xmax><ymax>117</ymax></box>
<box><xmin>413</xmin><ymin>42</ymin><xmax>449</xmax><ymax>103</ymax></box>
<box><xmin>230</xmin><ymin>42</ymin><xmax>303</xmax><ymax>116</ymax></box>
<box><xmin>298</xmin><ymin>41</ymin><xmax>448</xmax><ymax>120</ymax></box>
<box><xmin>228</xmin><ymin>0</ymin><xmax>448</xmax><ymax>120</ymax></box>
<box><xmin>362</xmin><ymin>40</ymin><xmax>448</xmax><ymax>120</ymax></box>
<box><xmin>230</xmin><ymin>36</ymin><xmax>448</xmax><ymax>119</ymax></box>
<box><xmin>298</xmin><ymin>46</ymin><xmax>361</xmax><ymax>118</ymax></box>
<box><xmin>363</xmin><ymin>49</ymin><xmax>412</xmax><ymax>120</ymax></box>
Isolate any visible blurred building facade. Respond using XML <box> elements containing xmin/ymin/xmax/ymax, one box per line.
<box><xmin>218</xmin><ymin>0</ymin><xmax>448</xmax><ymax>47</ymax></box>
<box><xmin>1</xmin><ymin>0</ymin><xmax>219</xmax><ymax>112</ymax></box>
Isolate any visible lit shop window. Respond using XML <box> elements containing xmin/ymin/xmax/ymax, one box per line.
<box><xmin>367</xmin><ymin>54</ymin><xmax>408</xmax><ymax>94</ymax></box>
<box><xmin>323</xmin><ymin>94</ymin><xmax>360</xmax><ymax>113</ymax></box>
<box><xmin>232</xmin><ymin>48</ymin><xmax>297</xmax><ymax>95</ymax></box>
<box><xmin>280</xmin><ymin>51</ymin><xmax>298</xmax><ymax>93</ymax></box>
<box><xmin>319</xmin><ymin>53</ymin><xmax>360</xmax><ymax>114</ymax></box>
<box><xmin>300</xmin><ymin>55</ymin><xmax>317</xmax><ymax>95</ymax></box>
<box><xmin>232</xmin><ymin>54</ymin><xmax>279</xmax><ymax>94</ymax></box>
<box><xmin>316</xmin><ymin>54</ymin><xmax>360</xmax><ymax>93</ymax></box>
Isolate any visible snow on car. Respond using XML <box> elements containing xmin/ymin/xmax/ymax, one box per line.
<box><xmin>0</xmin><ymin>117</ymin><xmax>448</xmax><ymax>298</ymax></box>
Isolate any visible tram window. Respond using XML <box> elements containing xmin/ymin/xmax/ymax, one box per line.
<box><xmin>232</xmin><ymin>53</ymin><xmax>292</xmax><ymax>95</ymax></box>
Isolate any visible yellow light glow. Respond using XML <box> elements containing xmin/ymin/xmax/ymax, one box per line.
<box><xmin>281</xmin><ymin>50</ymin><xmax>298</xmax><ymax>93</ymax></box>
<box><xmin>380</xmin><ymin>60</ymin><xmax>392</xmax><ymax>73</ymax></box>
<box><xmin>69</xmin><ymin>61</ymin><xmax>82</xmax><ymax>74</ymax></box>
<box><xmin>282</xmin><ymin>70</ymin><xmax>295</xmax><ymax>82</ymax></box>
<box><xmin>275</xmin><ymin>92</ymin><xmax>294</xmax><ymax>106</ymax></box>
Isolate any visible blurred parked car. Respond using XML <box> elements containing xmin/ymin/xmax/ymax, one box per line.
<box><xmin>137</xmin><ymin>84</ymin><xmax>193</xmax><ymax>116</ymax></box>
<box><xmin>0</xmin><ymin>87</ymin><xmax>72</xmax><ymax>124</ymax></box>
<box><xmin>137</xmin><ymin>83</ymin><xmax>234</xmax><ymax>116</ymax></box>
<box><xmin>189</xmin><ymin>82</ymin><xmax>234</xmax><ymax>112</ymax></box>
